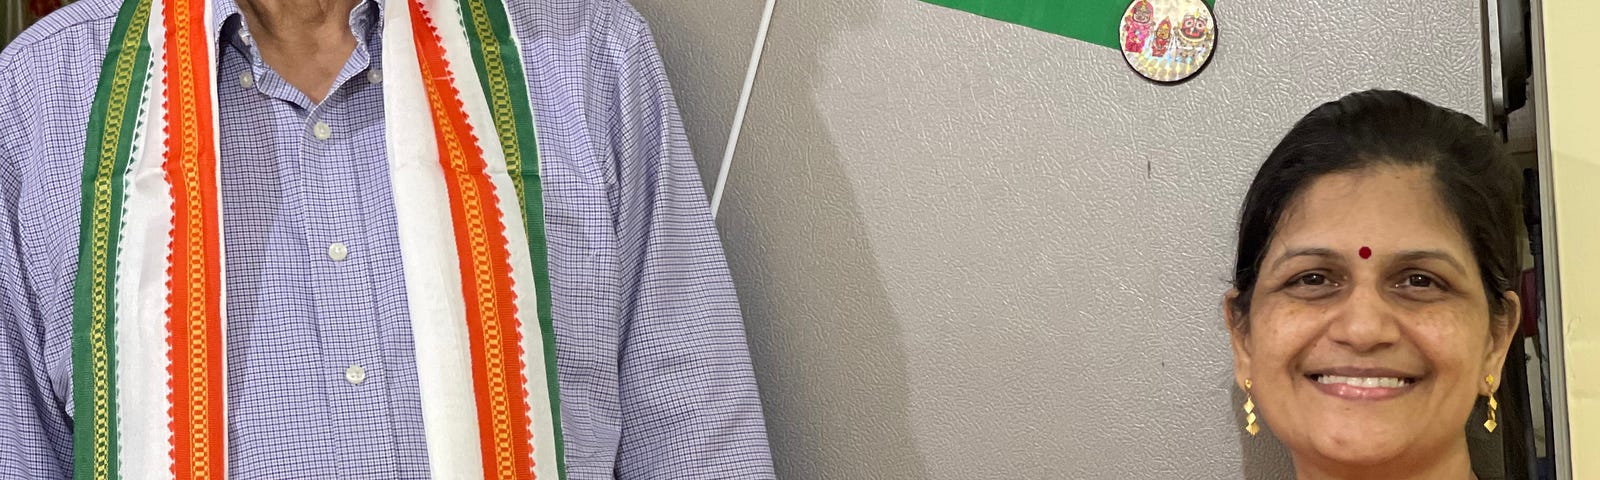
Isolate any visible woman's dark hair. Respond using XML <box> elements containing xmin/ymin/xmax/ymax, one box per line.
<box><xmin>1230</xmin><ymin>90</ymin><xmax>1522</xmax><ymax>332</ymax></box>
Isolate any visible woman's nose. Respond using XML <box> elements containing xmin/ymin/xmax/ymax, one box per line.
<box><xmin>1325</xmin><ymin>284</ymin><xmax>1403</xmax><ymax>353</ymax></box>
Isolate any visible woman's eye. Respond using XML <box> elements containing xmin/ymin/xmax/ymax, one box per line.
<box><xmin>1286</xmin><ymin>272</ymin><xmax>1337</xmax><ymax>289</ymax></box>
<box><xmin>1391</xmin><ymin>272</ymin><xmax>1452</xmax><ymax>301</ymax></box>
<box><xmin>1282</xmin><ymin>272</ymin><xmax>1339</xmax><ymax>299</ymax></box>
<box><xmin>1298</xmin><ymin>273</ymin><xmax>1328</xmax><ymax>286</ymax></box>
<box><xmin>1400</xmin><ymin>274</ymin><xmax>1438</xmax><ymax>289</ymax></box>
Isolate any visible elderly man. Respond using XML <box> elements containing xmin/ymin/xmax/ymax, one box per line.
<box><xmin>0</xmin><ymin>0</ymin><xmax>774</xmax><ymax>477</ymax></box>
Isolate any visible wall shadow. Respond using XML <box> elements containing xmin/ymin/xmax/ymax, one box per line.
<box><xmin>714</xmin><ymin>0</ymin><xmax>931</xmax><ymax>477</ymax></box>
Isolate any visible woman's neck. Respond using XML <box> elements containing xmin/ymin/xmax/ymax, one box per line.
<box><xmin>1291</xmin><ymin>441</ymin><xmax>1476</xmax><ymax>480</ymax></box>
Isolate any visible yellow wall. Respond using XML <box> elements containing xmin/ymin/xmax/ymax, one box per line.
<box><xmin>1539</xmin><ymin>0</ymin><xmax>1598</xmax><ymax>477</ymax></box>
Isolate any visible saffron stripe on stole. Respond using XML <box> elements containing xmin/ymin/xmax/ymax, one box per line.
<box><xmin>453</xmin><ymin>0</ymin><xmax>567</xmax><ymax>473</ymax></box>
<box><xmin>162</xmin><ymin>0</ymin><xmax>227</xmax><ymax>476</ymax></box>
<box><xmin>409</xmin><ymin>2</ymin><xmax>538</xmax><ymax>478</ymax></box>
<box><xmin>379</xmin><ymin>0</ymin><xmax>485</xmax><ymax>474</ymax></box>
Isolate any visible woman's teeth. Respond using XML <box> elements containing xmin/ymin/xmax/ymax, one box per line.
<box><xmin>1313</xmin><ymin>375</ymin><xmax>1411</xmax><ymax>388</ymax></box>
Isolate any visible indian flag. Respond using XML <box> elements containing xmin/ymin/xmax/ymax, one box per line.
<box><xmin>919</xmin><ymin>0</ymin><xmax>1215</xmax><ymax>49</ymax></box>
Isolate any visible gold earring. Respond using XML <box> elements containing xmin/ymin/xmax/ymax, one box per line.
<box><xmin>1243</xmin><ymin>379</ymin><xmax>1260</xmax><ymax>436</ymax></box>
<box><xmin>1484</xmin><ymin>375</ymin><xmax>1498</xmax><ymax>432</ymax></box>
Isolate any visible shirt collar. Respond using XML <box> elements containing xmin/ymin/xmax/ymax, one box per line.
<box><xmin>214</xmin><ymin>0</ymin><xmax>245</xmax><ymax>37</ymax></box>
<box><xmin>215</xmin><ymin>0</ymin><xmax>386</xmax><ymax>58</ymax></box>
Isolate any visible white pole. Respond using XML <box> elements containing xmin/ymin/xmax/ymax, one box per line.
<box><xmin>710</xmin><ymin>0</ymin><xmax>777</xmax><ymax>219</ymax></box>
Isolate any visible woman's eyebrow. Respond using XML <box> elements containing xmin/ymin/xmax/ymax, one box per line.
<box><xmin>1269</xmin><ymin>247</ymin><xmax>1339</xmax><ymax>273</ymax></box>
<box><xmin>1392</xmin><ymin>249</ymin><xmax>1469</xmax><ymax>275</ymax></box>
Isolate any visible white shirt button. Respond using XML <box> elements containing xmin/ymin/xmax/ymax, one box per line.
<box><xmin>240</xmin><ymin>31</ymin><xmax>253</xmax><ymax>47</ymax></box>
<box><xmin>312</xmin><ymin>121</ymin><xmax>332</xmax><ymax>140</ymax></box>
<box><xmin>327</xmin><ymin>242</ymin><xmax>349</xmax><ymax>261</ymax></box>
<box><xmin>367</xmin><ymin>69</ymin><xmax>383</xmax><ymax>84</ymax></box>
<box><xmin>344</xmin><ymin>365</ymin><xmax>366</xmax><ymax>385</ymax></box>
<box><xmin>239</xmin><ymin>71</ymin><xmax>255</xmax><ymax>89</ymax></box>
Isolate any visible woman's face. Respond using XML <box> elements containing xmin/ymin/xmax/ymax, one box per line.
<box><xmin>1225</xmin><ymin>165</ymin><xmax>1516</xmax><ymax>471</ymax></box>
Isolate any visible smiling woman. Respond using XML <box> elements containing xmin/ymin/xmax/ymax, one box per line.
<box><xmin>1225</xmin><ymin>90</ymin><xmax>1523</xmax><ymax>480</ymax></box>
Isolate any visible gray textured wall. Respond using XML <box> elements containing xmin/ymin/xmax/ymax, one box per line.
<box><xmin>631</xmin><ymin>0</ymin><xmax>1486</xmax><ymax>478</ymax></box>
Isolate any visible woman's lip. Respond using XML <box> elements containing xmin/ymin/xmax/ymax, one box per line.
<box><xmin>1305</xmin><ymin>367</ymin><xmax>1420</xmax><ymax>378</ymax></box>
<box><xmin>1307</xmin><ymin>376</ymin><xmax>1417</xmax><ymax>401</ymax></box>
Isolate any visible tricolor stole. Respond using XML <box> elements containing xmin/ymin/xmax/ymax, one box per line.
<box><xmin>70</xmin><ymin>0</ymin><xmax>567</xmax><ymax>477</ymax></box>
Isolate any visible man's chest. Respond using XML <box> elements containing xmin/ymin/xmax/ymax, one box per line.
<box><xmin>26</xmin><ymin>39</ymin><xmax>626</xmax><ymax>476</ymax></box>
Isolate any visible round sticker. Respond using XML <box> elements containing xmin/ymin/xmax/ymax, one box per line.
<box><xmin>1119</xmin><ymin>0</ymin><xmax>1216</xmax><ymax>83</ymax></box>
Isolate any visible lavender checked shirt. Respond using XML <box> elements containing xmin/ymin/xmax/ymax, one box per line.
<box><xmin>0</xmin><ymin>0</ymin><xmax>775</xmax><ymax>477</ymax></box>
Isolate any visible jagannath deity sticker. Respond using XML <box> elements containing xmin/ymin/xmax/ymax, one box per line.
<box><xmin>1120</xmin><ymin>0</ymin><xmax>1216</xmax><ymax>83</ymax></box>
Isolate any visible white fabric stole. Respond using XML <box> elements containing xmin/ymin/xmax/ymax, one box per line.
<box><xmin>115</xmin><ymin>0</ymin><xmax>177</xmax><ymax>477</ymax></box>
<box><xmin>101</xmin><ymin>0</ymin><xmax>561</xmax><ymax>476</ymax></box>
<box><xmin>419</xmin><ymin>0</ymin><xmax>564</xmax><ymax>476</ymax></box>
<box><xmin>113</xmin><ymin>0</ymin><xmax>232</xmax><ymax>476</ymax></box>
<box><xmin>383</xmin><ymin>0</ymin><xmax>558</xmax><ymax>477</ymax></box>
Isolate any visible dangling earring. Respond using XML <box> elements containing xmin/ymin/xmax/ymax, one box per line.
<box><xmin>1243</xmin><ymin>379</ymin><xmax>1259</xmax><ymax>436</ymax></box>
<box><xmin>1484</xmin><ymin>375</ymin><xmax>1498</xmax><ymax>432</ymax></box>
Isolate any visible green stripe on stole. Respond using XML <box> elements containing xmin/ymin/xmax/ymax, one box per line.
<box><xmin>72</xmin><ymin>0</ymin><xmax>155</xmax><ymax>478</ymax></box>
<box><xmin>456</xmin><ymin>0</ymin><xmax>568</xmax><ymax>476</ymax></box>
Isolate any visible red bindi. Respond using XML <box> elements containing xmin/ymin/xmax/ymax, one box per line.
<box><xmin>1359</xmin><ymin>246</ymin><xmax>1372</xmax><ymax>259</ymax></box>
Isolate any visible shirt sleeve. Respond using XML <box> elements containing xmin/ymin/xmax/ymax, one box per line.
<box><xmin>0</xmin><ymin>56</ymin><xmax>75</xmax><ymax>478</ymax></box>
<box><xmin>606</xmin><ymin>9</ymin><xmax>777</xmax><ymax>480</ymax></box>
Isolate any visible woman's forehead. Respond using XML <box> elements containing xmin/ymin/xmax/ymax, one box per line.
<box><xmin>1269</xmin><ymin>165</ymin><xmax>1473</xmax><ymax>258</ymax></box>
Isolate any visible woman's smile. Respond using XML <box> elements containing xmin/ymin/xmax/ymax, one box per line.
<box><xmin>1305</xmin><ymin>371</ymin><xmax>1420</xmax><ymax>401</ymax></box>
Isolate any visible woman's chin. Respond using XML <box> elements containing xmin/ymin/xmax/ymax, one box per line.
<box><xmin>1290</xmin><ymin>421</ymin><xmax>1416</xmax><ymax>468</ymax></box>
<box><xmin>1311</xmin><ymin>441</ymin><xmax>1405</xmax><ymax>468</ymax></box>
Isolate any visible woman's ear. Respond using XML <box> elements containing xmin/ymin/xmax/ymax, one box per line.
<box><xmin>1482</xmin><ymin>290</ymin><xmax>1521</xmax><ymax>395</ymax></box>
<box><xmin>1225</xmin><ymin>289</ymin><xmax>1252</xmax><ymax>389</ymax></box>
